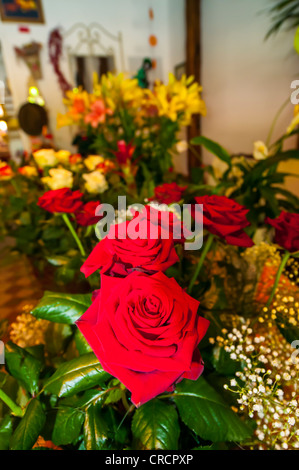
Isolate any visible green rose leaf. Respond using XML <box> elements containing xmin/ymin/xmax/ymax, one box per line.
<box><xmin>10</xmin><ymin>399</ymin><xmax>46</xmax><ymax>450</ymax></box>
<box><xmin>43</xmin><ymin>352</ymin><xmax>110</xmax><ymax>398</ymax></box>
<box><xmin>44</xmin><ymin>323</ymin><xmax>73</xmax><ymax>356</ymax></box>
<box><xmin>132</xmin><ymin>399</ymin><xmax>180</xmax><ymax>450</ymax></box>
<box><xmin>174</xmin><ymin>378</ymin><xmax>252</xmax><ymax>442</ymax></box>
<box><xmin>5</xmin><ymin>342</ymin><xmax>42</xmax><ymax>395</ymax></box>
<box><xmin>52</xmin><ymin>407</ymin><xmax>85</xmax><ymax>446</ymax></box>
<box><xmin>84</xmin><ymin>403</ymin><xmax>110</xmax><ymax>450</ymax></box>
<box><xmin>0</xmin><ymin>415</ymin><xmax>13</xmax><ymax>450</ymax></box>
<box><xmin>74</xmin><ymin>329</ymin><xmax>92</xmax><ymax>355</ymax></box>
<box><xmin>31</xmin><ymin>291</ymin><xmax>92</xmax><ymax>324</ymax></box>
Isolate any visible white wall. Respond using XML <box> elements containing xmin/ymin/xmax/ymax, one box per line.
<box><xmin>201</xmin><ymin>0</ymin><xmax>298</xmax><ymax>156</ymax></box>
<box><xmin>0</xmin><ymin>0</ymin><xmax>184</xmax><ymax>151</ymax></box>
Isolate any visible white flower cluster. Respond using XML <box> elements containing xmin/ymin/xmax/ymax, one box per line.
<box><xmin>213</xmin><ymin>321</ymin><xmax>299</xmax><ymax>450</ymax></box>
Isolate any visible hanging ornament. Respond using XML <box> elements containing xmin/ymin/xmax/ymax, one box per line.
<box><xmin>149</xmin><ymin>34</ymin><xmax>158</xmax><ymax>47</ymax></box>
<box><xmin>15</xmin><ymin>42</ymin><xmax>43</xmax><ymax>80</ymax></box>
<box><xmin>149</xmin><ymin>8</ymin><xmax>154</xmax><ymax>20</ymax></box>
<box><xmin>48</xmin><ymin>28</ymin><xmax>72</xmax><ymax>95</ymax></box>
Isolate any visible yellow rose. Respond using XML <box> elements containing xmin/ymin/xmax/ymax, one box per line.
<box><xmin>42</xmin><ymin>168</ymin><xmax>73</xmax><ymax>190</ymax></box>
<box><xmin>56</xmin><ymin>150</ymin><xmax>71</xmax><ymax>165</ymax></box>
<box><xmin>84</xmin><ymin>155</ymin><xmax>105</xmax><ymax>171</ymax></box>
<box><xmin>33</xmin><ymin>149</ymin><xmax>58</xmax><ymax>169</ymax></box>
<box><xmin>83</xmin><ymin>170</ymin><xmax>108</xmax><ymax>194</ymax></box>
<box><xmin>18</xmin><ymin>165</ymin><xmax>38</xmax><ymax>177</ymax></box>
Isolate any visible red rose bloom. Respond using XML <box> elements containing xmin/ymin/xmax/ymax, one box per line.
<box><xmin>38</xmin><ymin>188</ymin><xmax>83</xmax><ymax>214</ymax></box>
<box><xmin>75</xmin><ymin>201</ymin><xmax>102</xmax><ymax>227</ymax></box>
<box><xmin>150</xmin><ymin>182</ymin><xmax>187</xmax><ymax>205</ymax></box>
<box><xmin>80</xmin><ymin>208</ymin><xmax>179</xmax><ymax>277</ymax></box>
<box><xmin>266</xmin><ymin>211</ymin><xmax>299</xmax><ymax>253</ymax></box>
<box><xmin>76</xmin><ymin>271</ymin><xmax>209</xmax><ymax>406</ymax></box>
<box><xmin>133</xmin><ymin>205</ymin><xmax>192</xmax><ymax>244</ymax></box>
<box><xmin>192</xmin><ymin>195</ymin><xmax>253</xmax><ymax>247</ymax></box>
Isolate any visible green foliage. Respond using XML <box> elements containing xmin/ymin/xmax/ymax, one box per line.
<box><xmin>10</xmin><ymin>399</ymin><xmax>46</xmax><ymax>450</ymax></box>
<box><xmin>5</xmin><ymin>342</ymin><xmax>42</xmax><ymax>396</ymax></box>
<box><xmin>132</xmin><ymin>400</ymin><xmax>180</xmax><ymax>450</ymax></box>
<box><xmin>174</xmin><ymin>378</ymin><xmax>252</xmax><ymax>442</ymax></box>
<box><xmin>265</xmin><ymin>0</ymin><xmax>299</xmax><ymax>39</ymax></box>
<box><xmin>43</xmin><ymin>353</ymin><xmax>110</xmax><ymax>398</ymax></box>
<box><xmin>32</xmin><ymin>291</ymin><xmax>92</xmax><ymax>324</ymax></box>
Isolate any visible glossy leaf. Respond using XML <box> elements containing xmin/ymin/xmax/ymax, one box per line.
<box><xmin>43</xmin><ymin>353</ymin><xmax>110</xmax><ymax>397</ymax></box>
<box><xmin>5</xmin><ymin>342</ymin><xmax>42</xmax><ymax>395</ymax></box>
<box><xmin>132</xmin><ymin>399</ymin><xmax>180</xmax><ymax>450</ymax></box>
<box><xmin>0</xmin><ymin>415</ymin><xmax>13</xmax><ymax>450</ymax></box>
<box><xmin>10</xmin><ymin>399</ymin><xmax>46</xmax><ymax>450</ymax></box>
<box><xmin>31</xmin><ymin>291</ymin><xmax>92</xmax><ymax>324</ymax></box>
<box><xmin>174</xmin><ymin>378</ymin><xmax>252</xmax><ymax>442</ymax></box>
<box><xmin>74</xmin><ymin>329</ymin><xmax>92</xmax><ymax>355</ymax></box>
<box><xmin>84</xmin><ymin>403</ymin><xmax>109</xmax><ymax>450</ymax></box>
<box><xmin>52</xmin><ymin>406</ymin><xmax>85</xmax><ymax>446</ymax></box>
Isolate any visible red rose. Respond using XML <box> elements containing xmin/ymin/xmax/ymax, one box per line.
<box><xmin>150</xmin><ymin>182</ymin><xmax>187</xmax><ymax>205</ymax></box>
<box><xmin>76</xmin><ymin>271</ymin><xmax>209</xmax><ymax>406</ymax></box>
<box><xmin>75</xmin><ymin>201</ymin><xmax>102</xmax><ymax>227</ymax></box>
<box><xmin>266</xmin><ymin>211</ymin><xmax>299</xmax><ymax>253</ymax></box>
<box><xmin>192</xmin><ymin>195</ymin><xmax>253</xmax><ymax>247</ymax></box>
<box><xmin>80</xmin><ymin>208</ymin><xmax>179</xmax><ymax>277</ymax></box>
<box><xmin>38</xmin><ymin>188</ymin><xmax>83</xmax><ymax>213</ymax></box>
<box><xmin>134</xmin><ymin>205</ymin><xmax>192</xmax><ymax>244</ymax></box>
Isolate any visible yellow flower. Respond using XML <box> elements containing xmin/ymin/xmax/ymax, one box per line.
<box><xmin>57</xmin><ymin>88</ymin><xmax>91</xmax><ymax>129</ymax></box>
<box><xmin>18</xmin><ymin>165</ymin><xmax>38</xmax><ymax>177</ymax></box>
<box><xmin>0</xmin><ymin>160</ymin><xmax>13</xmax><ymax>180</ymax></box>
<box><xmin>150</xmin><ymin>73</ymin><xmax>206</xmax><ymax>125</ymax></box>
<box><xmin>84</xmin><ymin>155</ymin><xmax>105</xmax><ymax>171</ymax></box>
<box><xmin>83</xmin><ymin>170</ymin><xmax>108</xmax><ymax>194</ymax></box>
<box><xmin>98</xmin><ymin>73</ymin><xmax>145</xmax><ymax>110</ymax></box>
<box><xmin>33</xmin><ymin>149</ymin><xmax>58</xmax><ymax>169</ymax></box>
<box><xmin>42</xmin><ymin>168</ymin><xmax>73</xmax><ymax>190</ymax></box>
<box><xmin>56</xmin><ymin>113</ymin><xmax>74</xmax><ymax>129</ymax></box>
<box><xmin>253</xmin><ymin>141</ymin><xmax>269</xmax><ymax>160</ymax></box>
<box><xmin>56</xmin><ymin>150</ymin><xmax>72</xmax><ymax>165</ymax></box>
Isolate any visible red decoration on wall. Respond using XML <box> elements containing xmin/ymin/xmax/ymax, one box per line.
<box><xmin>48</xmin><ymin>28</ymin><xmax>72</xmax><ymax>95</ymax></box>
<box><xmin>18</xmin><ymin>26</ymin><xmax>30</xmax><ymax>33</ymax></box>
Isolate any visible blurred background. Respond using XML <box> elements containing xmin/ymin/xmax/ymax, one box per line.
<box><xmin>0</xmin><ymin>0</ymin><xmax>298</xmax><ymax>188</ymax></box>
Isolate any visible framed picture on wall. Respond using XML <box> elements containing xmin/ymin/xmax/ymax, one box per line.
<box><xmin>0</xmin><ymin>0</ymin><xmax>45</xmax><ymax>24</ymax></box>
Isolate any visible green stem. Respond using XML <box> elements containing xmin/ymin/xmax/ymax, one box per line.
<box><xmin>266</xmin><ymin>251</ymin><xmax>291</xmax><ymax>307</ymax></box>
<box><xmin>188</xmin><ymin>233</ymin><xmax>214</xmax><ymax>294</ymax></box>
<box><xmin>266</xmin><ymin>97</ymin><xmax>290</xmax><ymax>148</ymax></box>
<box><xmin>0</xmin><ymin>389</ymin><xmax>24</xmax><ymax>417</ymax></box>
<box><xmin>10</xmin><ymin>178</ymin><xmax>21</xmax><ymax>197</ymax></box>
<box><xmin>62</xmin><ymin>213</ymin><xmax>86</xmax><ymax>257</ymax></box>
